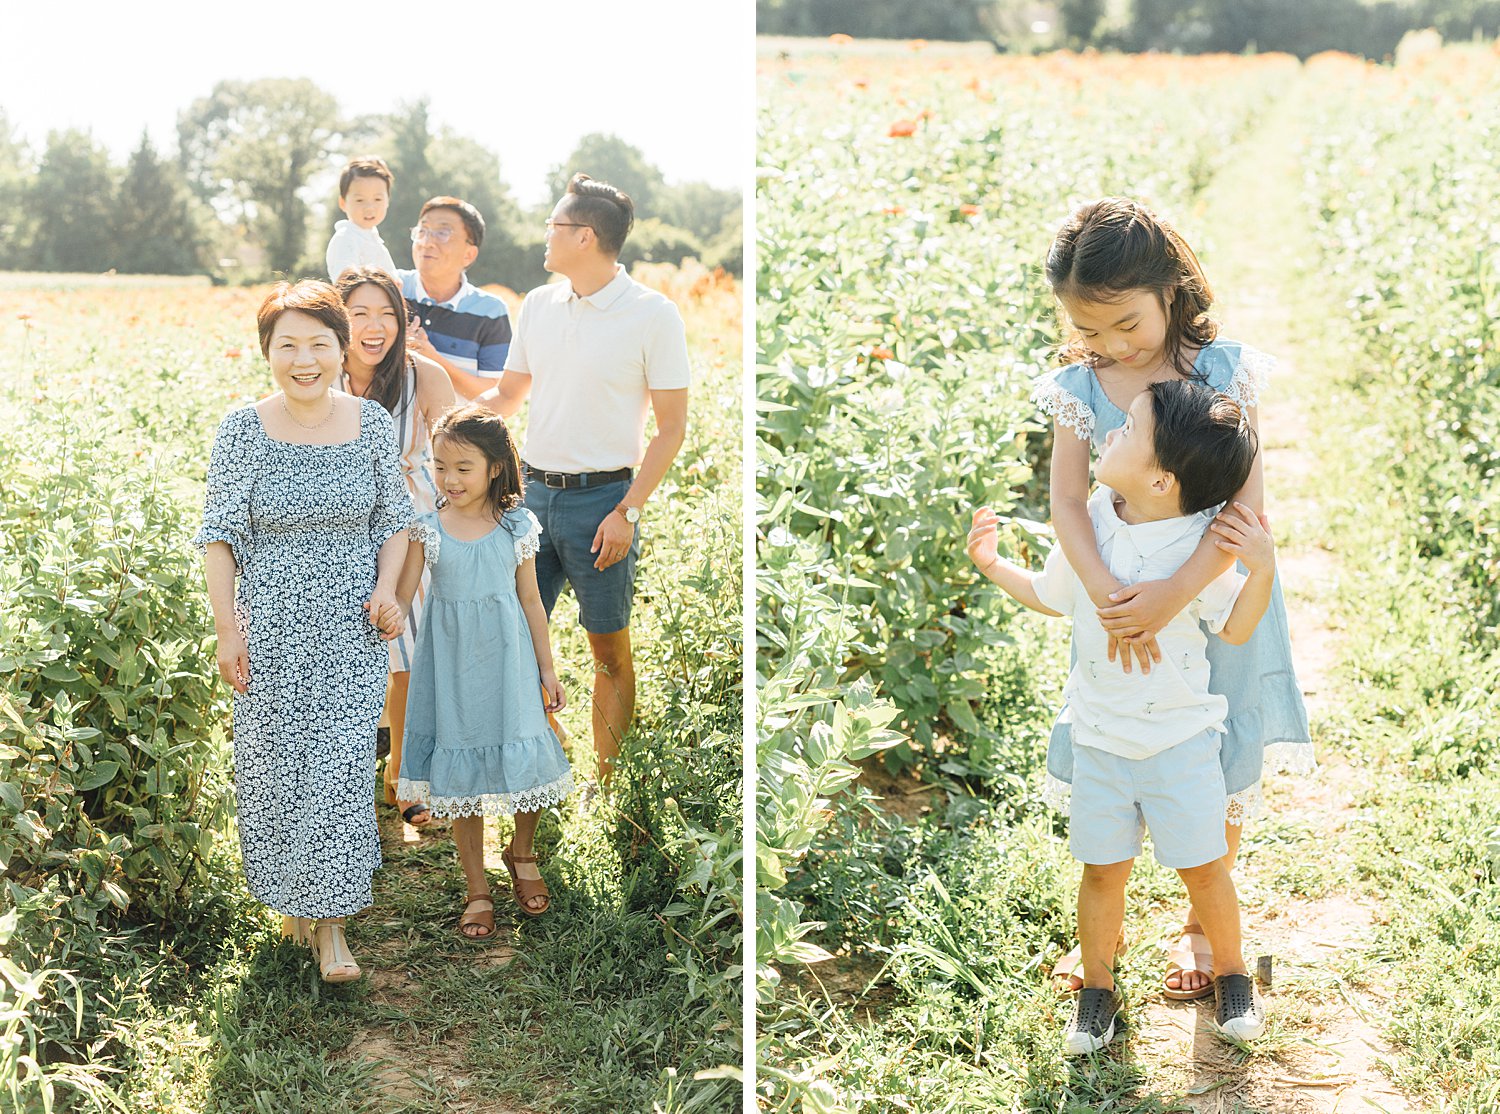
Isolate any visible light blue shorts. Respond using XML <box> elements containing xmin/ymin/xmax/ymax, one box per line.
<box><xmin>1069</xmin><ymin>728</ymin><xmax>1228</xmax><ymax>869</ymax></box>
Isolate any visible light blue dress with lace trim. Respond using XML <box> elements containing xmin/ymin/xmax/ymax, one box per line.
<box><xmin>397</xmin><ymin>507</ymin><xmax>574</xmax><ymax>816</ymax></box>
<box><xmin>1031</xmin><ymin>339</ymin><xmax>1315</xmax><ymax>822</ymax></box>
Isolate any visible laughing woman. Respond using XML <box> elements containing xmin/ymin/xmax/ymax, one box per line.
<box><xmin>194</xmin><ymin>279</ymin><xmax>412</xmax><ymax>983</ymax></box>
<box><xmin>334</xmin><ymin>266</ymin><xmax>457</xmax><ymax>826</ymax></box>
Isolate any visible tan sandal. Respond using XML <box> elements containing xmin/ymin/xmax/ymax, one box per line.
<box><xmin>309</xmin><ymin>919</ymin><xmax>362</xmax><ymax>983</ymax></box>
<box><xmin>1164</xmin><ymin>928</ymin><xmax>1215</xmax><ymax>1000</ymax></box>
<box><xmin>1051</xmin><ymin>935</ymin><xmax>1127</xmax><ymax>995</ymax></box>
<box><xmin>458</xmin><ymin>894</ymin><xmax>497</xmax><ymax>941</ymax></box>
<box><xmin>501</xmin><ymin>847</ymin><xmax>551</xmax><ymax>916</ymax></box>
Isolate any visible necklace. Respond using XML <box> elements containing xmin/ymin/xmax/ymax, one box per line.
<box><xmin>282</xmin><ymin>391</ymin><xmax>337</xmax><ymax>431</ymax></box>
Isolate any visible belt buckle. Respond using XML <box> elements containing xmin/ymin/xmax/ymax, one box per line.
<box><xmin>543</xmin><ymin>471</ymin><xmax>567</xmax><ymax>488</ymax></box>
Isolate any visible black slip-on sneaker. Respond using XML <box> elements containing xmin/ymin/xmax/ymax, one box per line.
<box><xmin>1063</xmin><ymin>986</ymin><xmax>1120</xmax><ymax>1056</ymax></box>
<box><xmin>1212</xmin><ymin>973</ymin><xmax>1265</xmax><ymax>1042</ymax></box>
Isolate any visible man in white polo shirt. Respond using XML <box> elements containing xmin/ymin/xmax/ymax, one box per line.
<box><xmin>479</xmin><ymin>174</ymin><xmax>690</xmax><ymax>784</ymax></box>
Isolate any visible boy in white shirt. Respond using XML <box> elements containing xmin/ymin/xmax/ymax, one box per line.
<box><xmin>326</xmin><ymin>157</ymin><xmax>398</xmax><ymax>282</ymax></box>
<box><xmin>966</xmin><ymin>380</ymin><xmax>1275</xmax><ymax>1055</ymax></box>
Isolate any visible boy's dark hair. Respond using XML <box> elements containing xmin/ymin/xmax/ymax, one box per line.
<box><xmin>256</xmin><ymin>279</ymin><xmax>349</xmax><ymax>358</ymax></box>
<box><xmin>431</xmin><ymin>404</ymin><xmax>524</xmax><ymax>523</ymax></box>
<box><xmin>419</xmin><ymin>196</ymin><xmax>485</xmax><ymax>248</ymax></box>
<box><xmin>339</xmin><ymin>156</ymin><xmax>393</xmax><ymax>198</ymax></box>
<box><xmin>1146</xmin><ymin>380</ymin><xmax>1258</xmax><ymax>515</ymax></box>
<box><xmin>561</xmin><ymin>173</ymin><xmax>635</xmax><ymax>256</ymax></box>
<box><xmin>1047</xmin><ymin>197</ymin><xmax>1218</xmax><ymax>379</ymax></box>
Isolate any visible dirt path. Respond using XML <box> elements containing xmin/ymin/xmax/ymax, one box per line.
<box><xmin>1123</xmin><ymin>84</ymin><xmax>1417</xmax><ymax>1114</ymax></box>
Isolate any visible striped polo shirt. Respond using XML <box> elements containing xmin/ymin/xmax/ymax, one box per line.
<box><xmin>397</xmin><ymin>270</ymin><xmax>511</xmax><ymax>378</ymax></box>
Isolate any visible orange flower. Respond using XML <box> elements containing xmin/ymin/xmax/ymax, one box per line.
<box><xmin>829</xmin><ymin>32</ymin><xmax>853</xmax><ymax>45</ymax></box>
<box><xmin>889</xmin><ymin>119</ymin><xmax>918</xmax><ymax>137</ymax></box>
<box><xmin>16</xmin><ymin>311</ymin><xmax>32</xmax><ymax>321</ymax></box>
<box><xmin>870</xmin><ymin>346</ymin><xmax>895</xmax><ymax>361</ymax></box>
<box><xmin>882</xmin><ymin>205</ymin><xmax>906</xmax><ymax>216</ymax></box>
<box><xmin>960</xmin><ymin>204</ymin><xmax>980</xmax><ymax>216</ymax></box>
<box><xmin>224</xmin><ymin>347</ymin><xmax>243</xmax><ymax>358</ymax></box>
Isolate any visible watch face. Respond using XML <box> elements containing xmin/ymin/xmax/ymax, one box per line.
<box><xmin>625</xmin><ymin>507</ymin><xmax>641</xmax><ymax>523</ymax></box>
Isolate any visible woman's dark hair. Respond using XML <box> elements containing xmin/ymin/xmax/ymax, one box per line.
<box><xmin>1146</xmin><ymin>380</ymin><xmax>1258</xmax><ymax>515</ymax></box>
<box><xmin>334</xmin><ymin>267</ymin><xmax>410</xmax><ymax>416</ymax></box>
<box><xmin>431</xmin><ymin>404</ymin><xmax>524</xmax><ymax>523</ymax></box>
<box><xmin>562</xmin><ymin>173</ymin><xmax>635</xmax><ymax>256</ymax></box>
<box><xmin>1046</xmin><ymin>197</ymin><xmax>1218</xmax><ymax>378</ymax></box>
<box><xmin>256</xmin><ymin>280</ymin><xmax>350</xmax><ymax>358</ymax></box>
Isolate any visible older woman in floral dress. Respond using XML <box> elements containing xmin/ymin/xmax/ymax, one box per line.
<box><xmin>195</xmin><ymin>279</ymin><xmax>411</xmax><ymax>983</ymax></box>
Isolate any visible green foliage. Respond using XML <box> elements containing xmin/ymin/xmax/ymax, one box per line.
<box><xmin>0</xmin><ymin>110</ymin><xmax>31</xmax><ymax>266</ymax></box>
<box><xmin>619</xmin><ymin>217</ymin><xmax>704</xmax><ymax>271</ymax></box>
<box><xmin>177</xmin><ymin>77</ymin><xmax>343</xmax><ymax>274</ymax></box>
<box><xmin>113</xmin><ymin>133</ymin><xmax>209</xmax><ymax>276</ymax></box>
<box><xmin>25</xmin><ymin>129</ymin><xmax>116</xmax><ymax>273</ymax></box>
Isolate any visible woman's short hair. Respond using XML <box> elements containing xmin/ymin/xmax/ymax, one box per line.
<box><xmin>563</xmin><ymin>173</ymin><xmax>635</xmax><ymax>256</ymax></box>
<box><xmin>256</xmin><ymin>280</ymin><xmax>350</xmax><ymax>358</ymax></box>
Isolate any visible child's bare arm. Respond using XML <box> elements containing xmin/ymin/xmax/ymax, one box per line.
<box><xmin>516</xmin><ymin>558</ymin><xmax>566</xmax><ymax>712</ymax></box>
<box><xmin>393</xmin><ymin>538</ymin><xmax>426</xmax><ymax>609</ymax></box>
<box><xmin>1050</xmin><ymin>425</ymin><xmax>1118</xmax><ymax>604</ymax></box>
<box><xmin>1210</xmin><ymin>501</ymin><xmax>1275</xmax><ymax>645</ymax></box>
<box><xmin>966</xmin><ymin>508</ymin><xmax>1064</xmax><ymax>617</ymax></box>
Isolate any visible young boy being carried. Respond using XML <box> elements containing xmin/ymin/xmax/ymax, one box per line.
<box><xmin>326</xmin><ymin>156</ymin><xmax>398</xmax><ymax>282</ymax></box>
<box><xmin>966</xmin><ymin>380</ymin><xmax>1274</xmax><ymax>1055</ymax></box>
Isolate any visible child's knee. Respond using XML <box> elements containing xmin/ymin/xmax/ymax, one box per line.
<box><xmin>1081</xmin><ymin>859</ymin><xmax>1135</xmax><ymax>887</ymax></box>
<box><xmin>1175</xmin><ymin>859</ymin><xmax>1229</xmax><ymax>889</ymax></box>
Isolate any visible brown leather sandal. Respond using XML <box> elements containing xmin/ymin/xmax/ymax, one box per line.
<box><xmin>501</xmin><ymin>847</ymin><xmax>551</xmax><ymax>916</ymax></box>
<box><xmin>1164</xmin><ymin>928</ymin><xmax>1215</xmax><ymax>1000</ymax></box>
<box><xmin>458</xmin><ymin>894</ymin><xmax>496</xmax><ymax>941</ymax></box>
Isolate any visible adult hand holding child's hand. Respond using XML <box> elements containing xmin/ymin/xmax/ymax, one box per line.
<box><xmin>1210</xmin><ymin>501</ymin><xmax>1275</xmax><ymax>572</ymax></box>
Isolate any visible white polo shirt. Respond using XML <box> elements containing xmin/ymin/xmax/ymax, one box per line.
<box><xmin>1031</xmin><ymin>487</ymin><xmax>1246</xmax><ymax>761</ymax></box>
<box><xmin>504</xmin><ymin>265</ymin><xmax>690</xmax><ymax>473</ymax></box>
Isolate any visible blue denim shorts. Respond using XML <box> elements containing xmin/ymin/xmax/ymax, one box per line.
<box><xmin>523</xmin><ymin>476</ymin><xmax>638</xmax><ymax>634</ymax></box>
<box><xmin>1069</xmin><ymin>728</ymin><xmax>1228</xmax><ymax>869</ymax></box>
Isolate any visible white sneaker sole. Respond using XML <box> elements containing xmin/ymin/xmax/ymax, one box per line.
<box><xmin>1063</xmin><ymin>1014</ymin><xmax>1117</xmax><ymax>1056</ymax></box>
<box><xmin>1214</xmin><ymin>1015</ymin><xmax>1265</xmax><ymax>1042</ymax></box>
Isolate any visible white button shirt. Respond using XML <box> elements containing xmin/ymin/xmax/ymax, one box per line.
<box><xmin>325</xmin><ymin>220</ymin><xmax>397</xmax><ymax>282</ymax></box>
<box><xmin>1031</xmin><ymin>487</ymin><xmax>1245</xmax><ymax>760</ymax></box>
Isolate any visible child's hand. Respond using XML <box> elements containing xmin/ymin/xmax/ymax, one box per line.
<box><xmin>1211</xmin><ymin>501</ymin><xmax>1275</xmax><ymax>573</ymax></box>
<box><xmin>966</xmin><ymin>507</ymin><xmax>1001</xmax><ymax>574</ymax></box>
<box><xmin>364</xmin><ymin>591</ymin><xmax>404</xmax><ymax>640</ymax></box>
<box><xmin>540</xmin><ymin>670</ymin><xmax>566</xmax><ymax>713</ymax></box>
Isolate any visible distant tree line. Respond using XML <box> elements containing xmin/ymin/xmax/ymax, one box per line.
<box><xmin>758</xmin><ymin>0</ymin><xmax>1500</xmax><ymax>58</ymax></box>
<box><xmin>0</xmin><ymin>78</ymin><xmax>741</xmax><ymax>286</ymax></box>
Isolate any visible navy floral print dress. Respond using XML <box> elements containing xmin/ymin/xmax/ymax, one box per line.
<box><xmin>194</xmin><ymin>399</ymin><xmax>413</xmax><ymax>918</ymax></box>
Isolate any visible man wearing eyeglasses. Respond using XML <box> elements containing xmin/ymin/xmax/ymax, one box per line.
<box><xmin>396</xmin><ymin>196</ymin><xmax>512</xmax><ymax>400</ymax></box>
<box><xmin>477</xmin><ymin>173</ymin><xmax>690</xmax><ymax>788</ymax></box>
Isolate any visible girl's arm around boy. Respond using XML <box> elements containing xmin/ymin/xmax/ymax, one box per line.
<box><xmin>1208</xmin><ymin>501</ymin><xmax>1276</xmax><ymax>645</ymax></box>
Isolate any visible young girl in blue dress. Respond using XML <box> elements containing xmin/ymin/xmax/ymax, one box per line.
<box><xmin>1031</xmin><ymin>197</ymin><xmax>1314</xmax><ymax>999</ymax></box>
<box><xmin>389</xmin><ymin>404</ymin><xmax>574</xmax><ymax>936</ymax></box>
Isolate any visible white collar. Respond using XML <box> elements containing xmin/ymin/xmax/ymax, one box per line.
<box><xmin>1091</xmin><ymin>486</ymin><xmax>1211</xmax><ymax>558</ymax></box>
<box><xmin>413</xmin><ymin>272</ymin><xmax>473</xmax><ymax>309</ymax></box>
<box><xmin>566</xmin><ymin>264</ymin><xmax>631</xmax><ymax>308</ymax></box>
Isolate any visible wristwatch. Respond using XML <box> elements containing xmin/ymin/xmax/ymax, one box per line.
<box><xmin>615</xmin><ymin>502</ymin><xmax>641</xmax><ymax>525</ymax></box>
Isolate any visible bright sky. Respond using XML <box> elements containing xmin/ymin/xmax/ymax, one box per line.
<box><xmin>2</xmin><ymin>1</ymin><xmax>752</xmax><ymax>209</ymax></box>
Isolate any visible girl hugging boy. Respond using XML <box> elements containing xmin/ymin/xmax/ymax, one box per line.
<box><xmin>967</xmin><ymin>380</ymin><xmax>1274</xmax><ymax>1054</ymax></box>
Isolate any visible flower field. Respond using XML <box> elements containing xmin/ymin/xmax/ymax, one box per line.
<box><xmin>757</xmin><ymin>39</ymin><xmax>1500</xmax><ymax>1112</ymax></box>
<box><xmin>0</xmin><ymin>263</ymin><xmax>742</xmax><ymax>1112</ymax></box>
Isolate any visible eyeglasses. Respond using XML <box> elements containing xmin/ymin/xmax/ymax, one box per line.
<box><xmin>410</xmin><ymin>226</ymin><xmax>467</xmax><ymax>245</ymax></box>
<box><xmin>545</xmin><ymin>219</ymin><xmax>591</xmax><ymax>231</ymax></box>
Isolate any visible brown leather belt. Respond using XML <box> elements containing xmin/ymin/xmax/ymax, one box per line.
<box><xmin>523</xmin><ymin>463</ymin><xmax>632</xmax><ymax>490</ymax></box>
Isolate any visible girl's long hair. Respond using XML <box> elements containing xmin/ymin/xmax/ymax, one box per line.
<box><xmin>431</xmin><ymin>405</ymin><xmax>525</xmax><ymax>524</ymax></box>
<box><xmin>1045</xmin><ymin>197</ymin><xmax>1218</xmax><ymax>378</ymax></box>
<box><xmin>334</xmin><ymin>267</ymin><xmax>410</xmax><ymax>415</ymax></box>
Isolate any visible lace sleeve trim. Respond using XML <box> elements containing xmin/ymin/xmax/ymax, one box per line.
<box><xmin>1032</xmin><ymin>380</ymin><xmax>1094</xmax><ymax>441</ymax></box>
<box><xmin>1226</xmin><ymin>347</ymin><xmax>1274</xmax><ymax>410</ymax></box>
<box><xmin>409</xmin><ymin>519</ymin><xmax>440</xmax><ymax>567</ymax></box>
<box><xmin>514</xmin><ymin>508</ymin><xmax>543</xmax><ymax>563</ymax></box>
